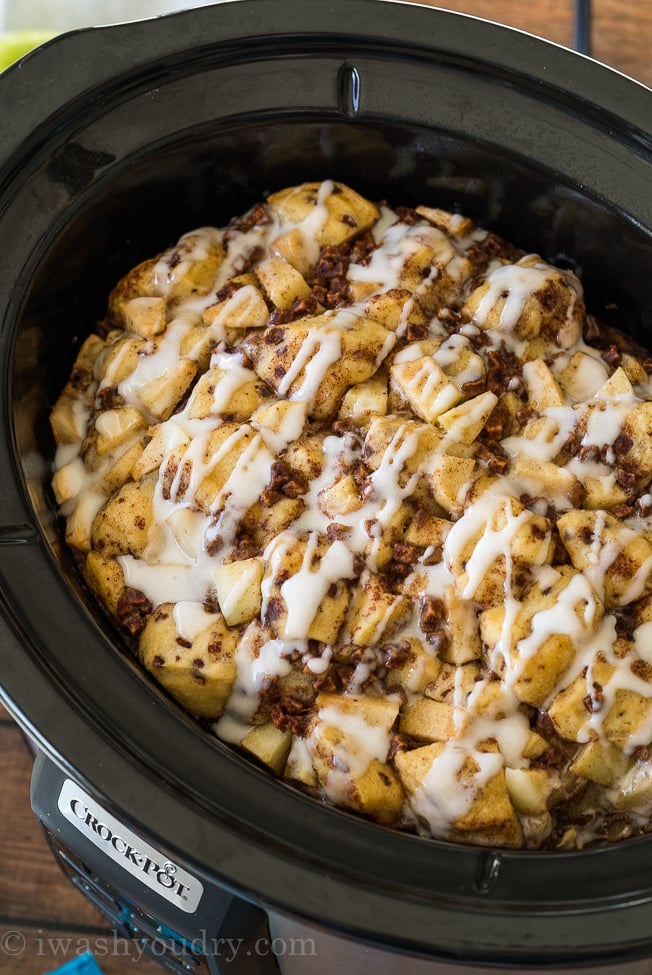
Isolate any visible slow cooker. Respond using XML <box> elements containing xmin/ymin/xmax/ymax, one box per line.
<box><xmin>1</xmin><ymin>1</ymin><xmax>652</xmax><ymax>971</ymax></box>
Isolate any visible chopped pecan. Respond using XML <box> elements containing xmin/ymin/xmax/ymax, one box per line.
<box><xmin>582</xmin><ymin>683</ymin><xmax>603</xmax><ymax>713</ymax></box>
<box><xmin>461</xmin><ymin>378</ymin><xmax>487</xmax><ymax>400</ymax></box>
<box><xmin>289</xmin><ymin>294</ymin><xmax>320</xmax><ymax>320</ymax></box>
<box><xmin>117</xmin><ymin>586</ymin><xmax>152</xmax><ymax>637</ymax></box>
<box><xmin>349</xmin><ymin>231</ymin><xmax>375</xmax><ymax>264</ymax></box>
<box><xmin>226</xmin><ymin>201</ymin><xmax>271</xmax><ymax>236</ymax></box>
<box><xmin>600</xmin><ymin>445</ymin><xmax>615</xmax><ymax>466</ymax></box>
<box><xmin>268</xmin><ymin>307</ymin><xmax>291</xmax><ymax>326</ymax></box>
<box><xmin>382</xmin><ymin>641</ymin><xmax>411</xmax><ymax>669</ymax></box>
<box><xmin>313</xmin><ymin>245</ymin><xmax>350</xmax><ymax>280</ymax></box>
<box><xmin>615</xmin><ymin>466</ymin><xmax>637</xmax><ymax>494</ymax></box>
<box><xmin>405</xmin><ymin>320</ymin><xmax>430</xmax><ymax>343</ymax></box>
<box><xmin>95</xmin><ymin>315</ymin><xmax>114</xmax><ymax>340</ymax></box>
<box><xmin>521</xmin><ymin>495</ymin><xmax>554</xmax><ymax>519</ymax></box>
<box><xmin>360</xmin><ymin>672</ymin><xmax>378</xmax><ymax>690</ymax></box>
<box><xmin>465</xmin><ymin>231</ymin><xmax>521</xmax><ymax>268</ymax></box>
<box><xmin>270</xmin><ymin>702</ymin><xmax>311</xmax><ymax>736</ymax></box>
<box><xmin>232</xmin><ymin>245</ymin><xmax>265</xmax><ymax>275</ymax></box>
<box><xmin>311</xmin><ymin>284</ymin><xmax>328</xmax><ymax>306</ymax></box>
<box><xmin>95</xmin><ymin>385</ymin><xmax>123</xmax><ymax>411</ymax></box>
<box><xmin>615</xmin><ymin>606</ymin><xmax>637</xmax><ymax>639</ymax></box>
<box><xmin>351</xmin><ymin>462</ymin><xmax>372</xmax><ymax>495</ymax></box>
<box><xmin>334</xmin><ymin>664</ymin><xmax>356</xmax><ymax>690</ymax></box>
<box><xmin>425</xmin><ymin>628</ymin><xmax>448</xmax><ymax>652</ymax></box>
<box><xmin>326</xmin><ymin>280</ymin><xmax>350</xmax><ymax>308</ymax></box>
<box><xmin>266</xmin><ymin>326</ymin><xmax>287</xmax><ymax>345</ymax></box>
<box><xmin>230</xmin><ymin>535</ymin><xmax>259</xmax><ymax>561</ymax></box>
<box><xmin>538</xmin><ymin>278</ymin><xmax>564</xmax><ymax>313</ymax></box>
<box><xmin>386</xmin><ymin>559</ymin><xmax>412</xmax><ymax>584</ymax></box>
<box><xmin>613</xmin><ymin>433</ymin><xmax>634</xmax><ymax>458</ymax></box>
<box><xmin>250</xmin><ymin>202</ymin><xmax>272</xmax><ymax>226</ymax></box>
<box><xmin>260</xmin><ymin>460</ymin><xmax>309</xmax><ymax>505</ymax></box>
<box><xmin>475</xmin><ymin>442</ymin><xmax>509</xmax><ymax>476</ymax></box>
<box><xmin>419</xmin><ymin>595</ymin><xmax>444</xmax><ymax>632</ymax></box>
<box><xmin>363</xmin><ymin>517</ymin><xmax>379</xmax><ymax>539</ymax></box>
<box><xmin>388</xmin><ymin>733</ymin><xmax>411</xmax><ymax>760</ymax></box>
<box><xmin>636</xmin><ymin>496</ymin><xmax>652</xmax><ymax>518</ymax></box>
<box><xmin>394</xmin><ymin>206</ymin><xmax>420</xmax><ymax>225</ymax></box>
<box><xmin>534</xmin><ymin>710</ymin><xmax>556</xmax><ymax>740</ymax></box>
<box><xmin>601</xmin><ymin>344</ymin><xmax>621</xmax><ymax>368</ymax></box>
<box><xmin>483</xmin><ymin>403</ymin><xmax>510</xmax><ymax>440</ymax></box>
<box><xmin>485</xmin><ymin>346</ymin><xmax>523</xmax><ymax>396</ymax></box>
<box><xmin>611</xmin><ymin>503</ymin><xmax>635</xmax><ymax>519</ymax></box>
<box><xmin>577</xmin><ymin>445</ymin><xmax>601</xmax><ymax>463</ymax></box>
<box><xmin>326</xmin><ymin>522</ymin><xmax>352</xmax><ymax>542</ymax></box>
<box><xmin>515</xmin><ymin>407</ymin><xmax>538</xmax><ymax>428</ymax></box>
<box><xmin>561</xmin><ymin>432</ymin><xmax>581</xmax><ymax>458</ymax></box>
<box><xmin>421</xmin><ymin>544</ymin><xmax>443</xmax><ymax>566</ymax></box>
<box><xmin>348</xmin><ymin>646</ymin><xmax>371</xmax><ymax>665</ymax></box>
<box><xmin>331</xmin><ymin>419</ymin><xmax>355</xmax><ymax>436</ymax></box>
<box><xmin>214</xmin><ymin>280</ymin><xmax>243</xmax><ymax>303</ymax></box>
<box><xmin>392</xmin><ymin>541</ymin><xmax>420</xmax><ymax>564</ymax></box>
<box><xmin>264</xmin><ymin>597</ymin><xmax>285</xmax><ymax>625</ymax></box>
<box><xmin>282</xmin><ymin>694</ymin><xmax>306</xmax><ymax>715</ymax></box>
<box><xmin>260</xmin><ymin>674</ymin><xmax>279</xmax><ymax>696</ymax></box>
<box><xmin>311</xmin><ymin>672</ymin><xmax>337</xmax><ymax>693</ymax></box>
<box><xmin>568</xmin><ymin>480</ymin><xmax>587</xmax><ymax>508</ymax></box>
<box><xmin>203</xmin><ymin>594</ymin><xmax>220</xmax><ymax>614</ymax></box>
<box><xmin>282</xmin><ymin>476</ymin><xmax>309</xmax><ymax>500</ymax></box>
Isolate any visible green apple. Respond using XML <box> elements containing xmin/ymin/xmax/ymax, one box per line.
<box><xmin>0</xmin><ymin>31</ymin><xmax>56</xmax><ymax>72</ymax></box>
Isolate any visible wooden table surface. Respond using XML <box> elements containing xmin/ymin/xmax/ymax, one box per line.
<box><xmin>0</xmin><ymin>2</ymin><xmax>650</xmax><ymax>973</ymax></box>
<box><xmin>414</xmin><ymin>0</ymin><xmax>652</xmax><ymax>89</ymax></box>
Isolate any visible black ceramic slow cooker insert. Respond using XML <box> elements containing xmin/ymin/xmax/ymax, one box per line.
<box><xmin>1</xmin><ymin>0</ymin><xmax>652</xmax><ymax>969</ymax></box>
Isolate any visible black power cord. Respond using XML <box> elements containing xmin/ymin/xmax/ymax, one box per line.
<box><xmin>573</xmin><ymin>0</ymin><xmax>592</xmax><ymax>55</ymax></box>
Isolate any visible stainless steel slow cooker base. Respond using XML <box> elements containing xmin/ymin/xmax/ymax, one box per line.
<box><xmin>1</xmin><ymin>0</ymin><xmax>651</xmax><ymax>967</ymax></box>
<box><xmin>268</xmin><ymin>919</ymin><xmax>652</xmax><ymax>975</ymax></box>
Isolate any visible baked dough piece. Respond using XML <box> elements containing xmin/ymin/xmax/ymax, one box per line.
<box><xmin>51</xmin><ymin>179</ymin><xmax>652</xmax><ymax>850</ymax></box>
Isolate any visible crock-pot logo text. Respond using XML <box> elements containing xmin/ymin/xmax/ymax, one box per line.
<box><xmin>58</xmin><ymin>779</ymin><xmax>203</xmax><ymax>913</ymax></box>
<box><xmin>70</xmin><ymin>798</ymin><xmax>189</xmax><ymax>897</ymax></box>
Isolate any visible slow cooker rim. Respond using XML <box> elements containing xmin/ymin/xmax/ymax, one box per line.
<box><xmin>1</xmin><ymin>0</ymin><xmax>652</xmax><ymax>962</ymax></box>
<box><xmin>1</xmin><ymin>0</ymin><xmax>651</xmax><ymax>161</ymax></box>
